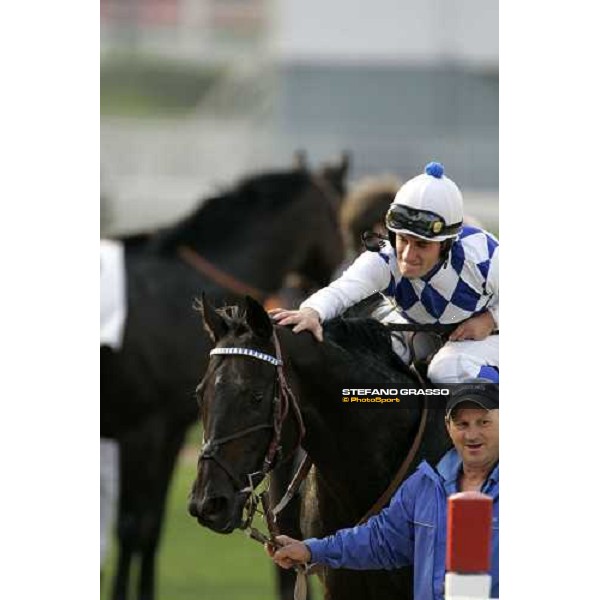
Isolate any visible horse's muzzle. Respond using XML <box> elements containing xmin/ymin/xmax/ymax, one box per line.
<box><xmin>188</xmin><ymin>491</ymin><xmax>246</xmax><ymax>534</ymax></box>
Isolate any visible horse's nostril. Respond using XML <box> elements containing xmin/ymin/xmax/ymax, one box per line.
<box><xmin>200</xmin><ymin>496</ymin><xmax>228</xmax><ymax>521</ymax></box>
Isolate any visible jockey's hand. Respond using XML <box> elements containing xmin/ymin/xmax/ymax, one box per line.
<box><xmin>264</xmin><ymin>535</ymin><xmax>311</xmax><ymax>569</ymax></box>
<box><xmin>268</xmin><ymin>307</ymin><xmax>324</xmax><ymax>342</ymax></box>
<box><xmin>449</xmin><ymin>311</ymin><xmax>496</xmax><ymax>342</ymax></box>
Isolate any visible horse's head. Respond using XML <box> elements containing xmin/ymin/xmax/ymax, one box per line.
<box><xmin>286</xmin><ymin>152</ymin><xmax>351</xmax><ymax>290</ymax></box>
<box><xmin>188</xmin><ymin>295</ymin><xmax>300</xmax><ymax>533</ymax></box>
<box><xmin>152</xmin><ymin>155</ymin><xmax>348</xmax><ymax>295</ymax></box>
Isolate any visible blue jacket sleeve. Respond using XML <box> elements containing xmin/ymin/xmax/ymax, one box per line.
<box><xmin>305</xmin><ymin>474</ymin><xmax>420</xmax><ymax>570</ymax></box>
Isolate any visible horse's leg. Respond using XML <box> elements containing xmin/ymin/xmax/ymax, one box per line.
<box><xmin>137</xmin><ymin>423</ymin><xmax>188</xmax><ymax>600</ymax></box>
<box><xmin>269</xmin><ymin>452</ymin><xmax>313</xmax><ymax>600</ymax></box>
<box><xmin>111</xmin><ymin>442</ymin><xmax>138</xmax><ymax>600</ymax></box>
<box><xmin>111</xmin><ymin>415</ymin><xmax>169</xmax><ymax>600</ymax></box>
<box><xmin>101</xmin><ymin>347</ymin><xmax>133</xmax><ymax>600</ymax></box>
<box><xmin>112</xmin><ymin>544</ymin><xmax>134</xmax><ymax>600</ymax></box>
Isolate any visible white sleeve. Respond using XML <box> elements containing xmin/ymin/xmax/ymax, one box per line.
<box><xmin>300</xmin><ymin>251</ymin><xmax>393</xmax><ymax>322</ymax></box>
<box><xmin>486</xmin><ymin>247</ymin><xmax>499</xmax><ymax>328</ymax></box>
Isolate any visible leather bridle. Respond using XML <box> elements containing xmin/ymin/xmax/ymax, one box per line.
<box><xmin>199</xmin><ymin>332</ymin><xmax>305</xmax><ymax>502</ymax></box>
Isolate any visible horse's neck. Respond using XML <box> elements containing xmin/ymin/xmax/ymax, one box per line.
<box><xmin>281</xmin><ymin>328</ymin><xmax>421</xmax><ymax>518</ymax></box>
<box><xmin>215</xmin><ymin>236</ymin><xmax>291</xmax><ymax>292</ymax></box>
<box><xmin>186</xmin><ymin>216</ymin><xmax>304</xmax><ymax>294</ymax></box>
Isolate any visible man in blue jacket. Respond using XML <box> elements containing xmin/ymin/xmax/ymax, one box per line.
<box><xmin>267</xmin><ymin>381</ymin><xmax>499</xmax><ymax>600</ymax></box>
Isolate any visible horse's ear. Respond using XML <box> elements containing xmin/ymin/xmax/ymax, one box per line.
<box><xmin>196</xmin><ymin>293</ymin><xmax>228</xmax><ymax>342</ymax></box>
<box><xmin>244</xmin><ymin>296</ymin><xmax>273</xmax><ymax>339</ymax></box>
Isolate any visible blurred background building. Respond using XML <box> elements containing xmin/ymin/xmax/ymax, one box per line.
<box><xmin>101</xmin><ymin>0</ymin><xmax>498</xmax><ymax>235</ymax></box>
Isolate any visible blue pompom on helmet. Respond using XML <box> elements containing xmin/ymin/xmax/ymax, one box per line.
<box><xmin>385</xmin><ymin>162</ymin><xmax>464</xmax><ymax>242</ymax></box>
<box><xmin>424</xmin><ymin>161</ymin><xmax>445</xmax><ymax>179</ymax></box>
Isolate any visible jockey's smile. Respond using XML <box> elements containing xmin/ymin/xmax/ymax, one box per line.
<box><xmin>395</xmin><ymin>233</ymin><xmax>442</xmax><ymax>279</ymax></box>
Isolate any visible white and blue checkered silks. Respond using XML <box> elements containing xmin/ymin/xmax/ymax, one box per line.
<box><xmin>381</xmin><ymin>226</ymin><xmax>499</xmax><ymax>326</ymax></box>
<box><xmin>300</xmin><ymin>226</ymin><xmax>499</xmax><ymax>383</ymax></box>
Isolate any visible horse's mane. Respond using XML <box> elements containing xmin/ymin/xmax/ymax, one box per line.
<box><xmin>212</xmin><ymin>306</ymin><xmax>415</xmax><ymax>382</ymax></box>
<box><xmin>323</xmin><ymin>317</ymin><xmax>414</xmax><ymax>379</ymax></box>
<box><xmin>151</xmin><ymin>169</ymin><xmax>312</xmax><ymax>254</ymax></box>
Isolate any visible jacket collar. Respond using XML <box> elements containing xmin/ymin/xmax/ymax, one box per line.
<box><xmin>417</xmin><ymin>448</ymin><xmax>499</xmax><ymax>497</ymax></box>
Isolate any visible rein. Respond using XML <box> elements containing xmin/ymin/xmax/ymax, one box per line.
<box><xmin>385</xmin><ymin>322</ymin><xmax>457</xmax><ymax>334</ymax></box>
<box><xmin>358</xmin><ymin>399</ymin><xmax>428</xmax><ymax>524</ymax></box>
<box><xmin>177</xmin><ymin>245</ymin><xmax>267</xmax><ymax>302</ymax></box>
<box><xmin>271</xmin><ymin>401</ymin><xmax>429</xmax><ymax>526</ymax></box>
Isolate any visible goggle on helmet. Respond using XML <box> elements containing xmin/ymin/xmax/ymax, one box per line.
<box><xmin>385</xmin><ymin>204</ymin><xmax>462</xmax><ymax>240</ymax></box>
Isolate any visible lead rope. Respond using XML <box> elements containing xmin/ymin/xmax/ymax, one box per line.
<box><xmin>243</xmin><ymin>492</ymin><xmax>311</xmax><ymax>600</ymax></box>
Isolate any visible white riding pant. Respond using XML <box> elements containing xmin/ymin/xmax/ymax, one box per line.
<box><xmin>427</xmin><ymin>335</ymin><xmax>499</xmax><ymax>383</ymax></box>
<box><xmin>371</xmin><ymin>298</ymin><xmax>499</xmax><ymax>384</ymax></box>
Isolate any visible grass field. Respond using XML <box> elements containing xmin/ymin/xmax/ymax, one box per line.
<box><xmin>101</xmin><ymin>445</ymin><xmax>324</xmax><ymax>600</ymax></box>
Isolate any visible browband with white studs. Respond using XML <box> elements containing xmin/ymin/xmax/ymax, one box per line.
<box><xmin>209</xmin><ymin>347</ymin><xmax>282</xmax><ymax>367</ymax></box>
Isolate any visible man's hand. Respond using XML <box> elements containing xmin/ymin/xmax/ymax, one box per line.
<box><xmin>269</xmin><ymin>307</ymin><xmax>324</xmax><ymax>342</ymax></box>
<box><xmin>264</xmin><ymin>535</ymin><xmax>311</xmax><ymax>569</ymax></box>
<box><xmin>449</xmin><ymin>311</ymin><xmax>496</xmax><ymax>342</ymax></box>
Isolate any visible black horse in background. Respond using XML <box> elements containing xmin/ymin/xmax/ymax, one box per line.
<box><xmin>101</xmin><ymin>157</ymin><xmax>349</xmax><ymax>600</ymax></box>
<box><xmin>189</xmin><ymin>296</ymin><xmax>451</xmax><ymax>600</ymax></box>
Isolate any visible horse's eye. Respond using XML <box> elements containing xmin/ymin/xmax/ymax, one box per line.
<box><xmin>250</xmin><ymin>391</ymin><xmax>263</xmax><ymax>404</ymax></box>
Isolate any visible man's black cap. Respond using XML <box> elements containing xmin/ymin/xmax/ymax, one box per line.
<box><xmin>446</xmin><ymin>379</ymin><xmax>499</xmax><ymax>418</ymax></box>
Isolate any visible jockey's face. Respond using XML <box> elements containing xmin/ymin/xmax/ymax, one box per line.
<box><xmin>395</xmin><ymin>233</ymin><xmax>442</xmax><ymax>279</ymax></box>
<box><xmin>446</xmin><ymin>407</ymin><xmax>499</xmax><ymax>472</ymax></box>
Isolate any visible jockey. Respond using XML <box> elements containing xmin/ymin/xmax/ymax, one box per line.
<box><xmin>270</xmin><ymin>162</ymin><xmax>499</xmax><ymax>384</ymax></box>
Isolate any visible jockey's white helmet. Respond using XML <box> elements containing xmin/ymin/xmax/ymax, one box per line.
<box><xmin>385</xmin><ymin>162</ymin><xmax>463</xmax><ymax>242</ymax></box>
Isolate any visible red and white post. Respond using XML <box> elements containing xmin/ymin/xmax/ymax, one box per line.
<box><xmin>445</xmin><ymin>491</ymin><xmax>493</xmax><ymax>600</ymax></box>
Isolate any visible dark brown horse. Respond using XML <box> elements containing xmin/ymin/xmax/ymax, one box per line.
<box><xmin>189</xmin><ymin>296</ymin><xmax>451</xmax><ymax>600</ymax></box>
<box><xmin>101</xmin><ymin>157</ymin><xmax>349</xmax><ymax>600</ymax></box>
